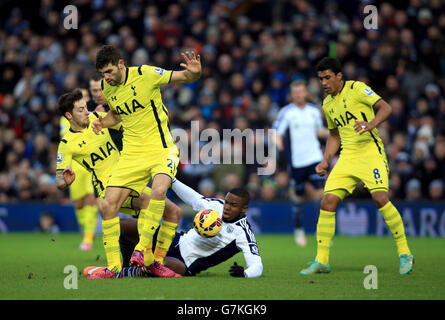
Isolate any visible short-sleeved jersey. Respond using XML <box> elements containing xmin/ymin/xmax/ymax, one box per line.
<box><xmin>59</xmin><ymin>116</ymin><xmax>95</xmax><ymax>199</ymax></box>
<box><xmin>322</xmin><ymin>80</ymin><xmax>383</xmax><ymax>155</ymax></box>
<box><xmin>56</xmin><ymin>112</ymin><xmax>121</xmax><ymax>195</ymax></box>
<box><xmin>101</xmin><ymin>65</ymin><xmax>174</xmax><ymax>153</ymax></box>
<box><xmin>60</xmin><ymin>116</ymin><xmax>70</xmax><ymax>137</ymax></box>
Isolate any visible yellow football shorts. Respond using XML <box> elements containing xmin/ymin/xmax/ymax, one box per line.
<box><xmin>69</xmin><ymin>161</ymin><xmax>95</xmax><ymax>201</ymax></box>
<box><xmin>106</xmin><ymin>144</ymin><xmax>179</xmax><ymax>197</ymax></box>
<box><xmin>324</xmin><ymin>145</ymin><xmax>389</xmax><ymax>199</ymax></box>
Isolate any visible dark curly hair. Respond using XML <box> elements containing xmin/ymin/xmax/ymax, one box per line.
<box><xmin>316</xmin><ymin>57</ymin><xmax>342</xmax><ymax>75</ymax></box>
<box><xmin>57</xmin><ymin>89</ymin><xmax>83</xmax><ymax>118</ymax></box>
<box><xmin>229</xmin><ymin>187</ymin><xmax>251</xmax><ymax>205</ymax></box>
<box><xmin>95</xmin><ymin>45</ymin><xmax>122</xmax><ymax>70</ymax></box>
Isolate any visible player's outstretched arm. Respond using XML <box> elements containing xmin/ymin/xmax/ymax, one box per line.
<box><xmin>171</xmin><ymin>178</ymin><xmax>205</xmax><ymax>210</ymax></box>
<box><xmin>170</xmin><ymin>51</ymin><xmax>202</xmax><ymax>84</ymax></box>
<box><xmin>171</xmin><ymin>178</ymin><xmax>225</xmax><ymax>214</ymax></box>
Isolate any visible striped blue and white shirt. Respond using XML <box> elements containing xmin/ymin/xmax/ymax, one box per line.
<box><xmin>171</xmin><ymin>179</ymin><xmax>263</xmax><ymax>278</ymax></box>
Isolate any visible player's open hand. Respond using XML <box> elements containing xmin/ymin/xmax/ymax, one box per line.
<box><xmin>63</xmin><ymin>165</ymin><xmax>75</xmax><ymax>186</ymax></box>
<box><xmin>92</xmin><ymin>115</ymin><xmax>103</xmax><ymax>134</ymax></box>
<box><xmin>315</xmin><ymin>160</ymin><xmax>329</xmax><ymax>177</ymax></box>
<box><xmin>180</xmin><ymin>51</ymin><xmax>201</xmax><ymax>75</ymax></box>
<box><xmin>229</xmin><ymin>262</ymin><xmax>245</xmax><ymax>277</ymax></box>
<box><xmin>353</xmin><ymin>121</ymin><xmax>375</xmax><ymax>135</ymax></box>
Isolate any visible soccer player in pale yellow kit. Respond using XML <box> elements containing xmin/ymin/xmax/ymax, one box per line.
<box><xmin>60</xmin><ymin>114</ymin><xmax>98</xmax><ymax>251</ymax></box>
<box><xmin>91</xmin><ymin>45</ymin><xmax>201</xmax><ymax>278</ymax></box>
<box><xmin>55</xmin><ymin>89</ymin><xmax>182</xmax><ymax>278</ymax></box>
<box><xmin>300</xmin><ymin>57</ymin><xmax>414</xmax><ymax>275</ymax></box>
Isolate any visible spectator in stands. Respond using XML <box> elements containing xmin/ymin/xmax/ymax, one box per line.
<box><xmin>0</xmin><ymin>0</ymin><xmax>443</xmax><ymax>204</ymax></box>
<box><xmin>405</xmin><ymin>179</ymin><xmax>422</xmax><ymax>201</ymax></box>
<box><xmin>38</xmin><ymin>212</ymin><xmax>60</xmax><ymax>234</ymax></box>
<box><xmin>429</xmin><ymin>179</ymin><xmax>444</xmax><ymax>201</ymax></box>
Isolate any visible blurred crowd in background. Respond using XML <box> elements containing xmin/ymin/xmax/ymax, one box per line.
<box><xmin>0</xmin><ymin>0</ymin><xmax>444</xmax><ymax>204</ymax></box>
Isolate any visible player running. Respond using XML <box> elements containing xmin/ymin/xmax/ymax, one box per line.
<box><xmin>55</xmin><ymin>89</ymin><xmax>182</xmax><ymax>278</ymax></box>
<box><xmin>91</xmin><ymin>45</ymin><xmax>201</xmax><ymax>278</ymax></box>
<box><xmin>85</xmin><ymin>178</ymin><xmax>263</xmax><ymax>278</ymax></box>
<box><xmin>300</xmin><ymin>57</ymin><xmax>414</xmax><ymax>275</ymax></box>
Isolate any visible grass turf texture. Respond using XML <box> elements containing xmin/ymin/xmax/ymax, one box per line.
<box><xmin>1</xmin><ymin>233</ymin><xmax>444</xmax><ymax>300</ymax></box>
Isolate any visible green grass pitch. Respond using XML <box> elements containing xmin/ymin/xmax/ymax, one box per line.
<box><xmin>1</xmin><ymin>232</ymin><xmax>444</xmax><ymax>300</ymax></box>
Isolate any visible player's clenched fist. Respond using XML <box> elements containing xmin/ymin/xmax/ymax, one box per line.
<box><xmin>315</xmin><ymin>160</ymin><xmax>329</xmax><ymax>177</ymax></box>
<box><xmin>63</xmin><ymin>165</ymin><xmax>76</xmax><ymax>186</ymax></box>
<box><xmin>92</xmin><ymin>115</ymin><xmax>103</xmax><ymax>134</ymax></box>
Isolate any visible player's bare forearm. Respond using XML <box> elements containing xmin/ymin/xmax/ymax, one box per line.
<box><xmin>102</xmin><ymin>110</ymin><xmax>121</xmax><ymax>128</ymax></box>
<box><xmin>171</xmin><ymin>51</ymin><xmax>202</xmax><ymax>84</ymax></box>
<box><xmin>172</xmin><ymin>69</ymin><xmax>201</xmax><ymax>84</ymax></box>
<box><xmin>369</xmin><ymin>99</ymin><xmax>392</xmax><ymax>129</ymax></box>
<box><xmin>56</xmin><ymin>170</ymin><xmax>68</xmax><ymax>190</ymax></box>
<box><xmin>323</xmin><ymin>129</ymin><xmax>340</xmax><ymax>163</ymax></box>
<box><xmin>354</xmin><ymin>99</ymin><xmax>392</xmax><ymax>135</ymax></box>
<box><xmin>317</xmin><ymin>127</ymin><xmax>330</xmax><ymax>139</ymax></box>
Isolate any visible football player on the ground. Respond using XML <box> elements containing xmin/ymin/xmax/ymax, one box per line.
<box><xmin>86</xmin><ymin>178</ymin><xmax>263</xmax><ymax>278</ymax></box>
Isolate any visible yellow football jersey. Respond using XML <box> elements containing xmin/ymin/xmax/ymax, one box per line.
<box><xmin>57</xmin><ymin>112</ymin><xmax>121</xmax><ymax>196</ymax></box>
<box><xmin>60</xmin><ymin>116</ymin><xmax>95</xmax><ymax>199</ymax></box>
<box><xmin>101</xmin><ymin>65</ymin><xmax>174</xmax><ymax>153</ymax></box>
<box><xmin>322</xmin><ymin>80</ymin><xmax>383</xmax><ymax>155</ymax></box>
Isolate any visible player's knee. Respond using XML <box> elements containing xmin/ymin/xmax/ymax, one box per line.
<box><xmin>139</xmin><ymin>193</ymin><xmax>151</xmax><ymax>209</ymax></box>
<box><xmin>131</xmin><ymin>193</ymin><xmax>150</xmax><ymax>211</ymax></box>
<box><xmin>372</xmin><ymin>191</ymin><xmax>389</xmax><ymax>208</ymax></box>
<box><xmin>163</xmin><ymin>204</ymin><xmax>181</xmax><ymax>223</ymax></box>
<box><xmin>74</xmin><ymin>199</ymin><xmax>84</xmax><ymax>210</ymax></box>
<box><xmin>321</xmin><ymin>194</ymin><xmax>341</xmax><ymax>212</ymax></box>
<box><xmin>84</xmin><ymin>194</ymin><xmax>96</xmax><ymax>206</ymax></box>
<box><xmin>172</xmin><ymin>205</ymin><xmax>181</xmax><ymax>223</ymax></box>
<box><xmin>101</xmin><ymin>199</ymin><xmax>120</xmax><ymax>218</ymax></box>
<box><xmin>164</xmin><ymin>257</ymin><xmax>186</xmax><ymax>275</ymax></box>
<box><xmin>151</xmin><ymin>174</ymin><xmax>171</xmax><ymax>199</ymax></box>
<box><xmin>150</xmin><ymin>186</ymin><xmax>168</xmax><ymax>200</ymax></box>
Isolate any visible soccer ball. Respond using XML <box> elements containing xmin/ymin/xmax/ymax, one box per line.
<box><xmin>193</xmin><ymin>209</ymin><xmax>223</xmax><ymax>238</ymax></box>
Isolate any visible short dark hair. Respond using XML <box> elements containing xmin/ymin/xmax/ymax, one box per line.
<box><xmin>91</xmin><ymin>71</ymin><xmax>104</xmax><ymax>82</ymax></box>
<box><xmin>58</xmin><ymin>89</ymin><xmax>83</xmax><ymax>118</ymax></box>
<box><xmin>316</xmin><ymin>57</ymin><xmax>342</xmax><ymax>74</ymax></box>
<box><xmin>95</xmin><ymin>45</ymin><xmax>122</xmax><ymax>70</ymax></box>
<box><xmin>229</xmin><ymin>187</ymin><xmax>250</xmax><ymax>205</ymax></box>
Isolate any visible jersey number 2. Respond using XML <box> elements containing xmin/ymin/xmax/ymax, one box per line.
<box><xmin>167</xmin><ymin>158</ymin><xmax>177</xmax><ymax>174</ymax></box>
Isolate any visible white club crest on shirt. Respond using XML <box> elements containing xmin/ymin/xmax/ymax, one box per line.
<box><xmin>364</xmin><ymin>88</ymin><xmax>374</xmax><ymax>96</ymax></box>
<box><xmin>154</xmin><ymin>67</ymin><xmax>165</xmax><ymax>75</ymax></box>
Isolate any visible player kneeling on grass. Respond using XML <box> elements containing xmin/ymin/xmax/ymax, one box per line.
<box><xmin>88</xmin><ymin>179</ymin><xmax>263</xmax><ymax>278</ymax></box>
